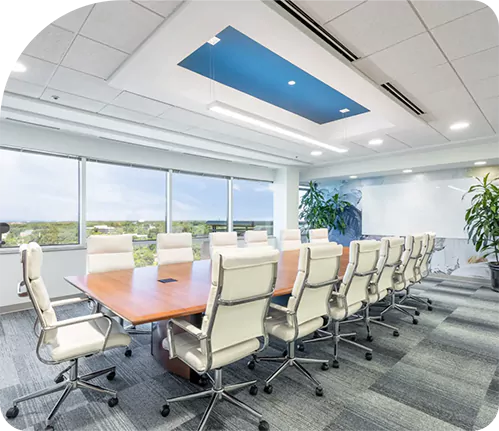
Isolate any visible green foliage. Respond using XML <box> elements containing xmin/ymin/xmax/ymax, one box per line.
<box><xmin>299</xmin><ymin>181</ymin><xmax>353</xmax><ymax>235</ymax></box>
<box><xmin>464</xmin><ymin>173</ymin><xmax>499</xmax><ymax>263</ymax></box>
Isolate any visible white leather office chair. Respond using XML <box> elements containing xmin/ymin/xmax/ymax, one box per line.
<box><xmin>209</xmin><ymin>231</ymin><xmax>238</xmax><ymax>258</ymax></box>
<box><xmin>280</xmin><ymin>229</ymin><xmax>302</xmax><ymax>251</ymax></box>
<box><xmin>379</xmin><ymin>234</ymin><xmax>422</xmax><ymax>324</ymax></box>
<box><xmin>87</xmin><ymin>234</ymin><xmax>148</xmax><ymax>355</ymax></box>
<box><xmin>160</xmin><ymin>248</ymin><xmax>279</xmax><ymax>431</ymax></box>
<box><xmin>249</xmin><ymin>243</ymin><xmax>343</xmax><ymax>396</ymax></box>
<box><xmin>5</xmin><ymin>243</ymin><xmax>131</xmax><ymax>429</ymax></box>
<box><xmin>309</xmin><ymin>228</ymin><xmax>329</xmax><ymax>244</ymax></box>
<box><xmin>157</xmin><ymin>232</ymin><xmax>194</xmax><ymax>265</ymax></box>
<box><xmin>303</xmin><ymin>240</ymin><xmax>379</xmax><ymax>368</ymax></box>
<box><xmin>418</xmin><ymin>232</ymin><xmax>436</xmax><ymax>280</ymax></box>
<box><xmin>244</xmin><ymin>230</ymin><xmax>271</xmax><ymax>248</ymax></box>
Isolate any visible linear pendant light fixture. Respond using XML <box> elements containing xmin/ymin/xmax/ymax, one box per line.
<box><xmin>208</xmin><ymin>102</ymin><xmax>348</xmax><ymax>153</ymax></box>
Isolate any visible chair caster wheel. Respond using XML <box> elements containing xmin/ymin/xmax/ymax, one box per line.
<box><xmin>412</xmin><ymin>319</ymin><xmax>418</xmax><ymax>325</ymax></box>
<box><xmin>297</xmin><ymin>343</ymin><xmax>305</xmax><ymax>352</ymax></box>
<box><xmin>247</xmin><ymin>360</ymin><xmax>256</xmax><ymax>370</ymax></box>
<box><xmin>259</xmin><ymin>420</ymin><xmax>270</xmax><ymax>431</ymax></box>
<box><xmin>332</xmin><ymin>360</ymin><xmax>339</xmax><ymax>369</ymax></box>
<box><xmin>106</xmin><ymin>371</ymin><xmax>116</xmax><ymax>381</ymax></box>
<box><xmin>124</xmin><ymin>348</ymin><xmax>132</xmax><ymax>357</ymax></box>
<box><xmin>315</xmin><ymin>387</ymin><xmax>324</xmax><ymax>397</ymax></box>
<box><xmin>321</xmin><ymin>362</ymin><xmax>329</xmax><ymax>371</ymax></box>
<box><xmin>249</xmin><ymin>385</ymin><xmax>258</xmax><ymax>396</ymax></box>
<box><xmin>365</xmin><ymin>352</ymin><xmax>373</xmax><ymax>361</ymax></box>
<box><xmin>349</xmin><ymin>335</ymin><xmax>357</xmax><ymax>342</ymax></box>
<box><xmin>427</xmin><ymin>299</ymin><xmax>432</xmax><ymax>305</ymax></box>
<box><xmin>415</xmin><ymin>310</ymin><xmax>420</xmax><ymax>316</ymax></box>
<box><xmin>108</xmin><ymin>397</ymin><xmax>119</xmax><ymax>408</ymax></box>
<box><xmin>282</xmin><ymin>350</ymin><xmax>287</xmax><ymax>357</ymax></box>
<box><xmin>160</xmin><ymin>404</ymin><xmax>170</xmax><ymax>417</ymax></box>
<box><xmin>54</xmin><ymin>375</ymin><xmax>64</xmax><ymax>384</ymax></box>
<box><xmin>263</xmin><ymin>384</ymin><xmax>273</xmax><ymax>394</ymax></box>
<box><xmin>6</xmin><ymin>406</ymin><xmax>19</xmax><ymax>419</ymax></box>
<box><xmin>366</xmin><ymin>335</ymin><xmax>373</xmax><ymax>342</ymax></box>
<box><xmin>428</xmin><ymin>306</ymin><xmax>433</xmax><ymax>311</ymax></box>
<box><xmin>45</xmin><ymin>426</ymin><xmax>54</xmax><ymax>431</ymax></box>
<box><xmin>393</xmin><ymin>330</ymin><xmax>400</xmax><ymax>337</ymax></box>
<box><xmin>198</xmin><ymin>375</ymin><xmax>209</xmax><ymax>387</ymax></box>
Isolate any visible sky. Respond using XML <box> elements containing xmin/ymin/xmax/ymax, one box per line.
<box><xmin>1</xmin><ymin>149</ymin><xmax>273</xmax><ymax>222</ymax></box>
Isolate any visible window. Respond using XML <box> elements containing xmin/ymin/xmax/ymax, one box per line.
<box><xmin>172</xmin><ymin>172</ymin><xmax>228</xmax><ymax>260</ymax></box>
<box><xmin>0</xmin><ymin>149</ymin><xmax>79</xmax><ymax>247</ymax></box>
<box><xmin>86</xmin><ymin>162</ymin><xmax>166</xmax><ymax>241</ymax></box>
<box><xmin>233</xmin><ymin>179</ymin><xmax>273</xmax><ymax>237</ymax></box>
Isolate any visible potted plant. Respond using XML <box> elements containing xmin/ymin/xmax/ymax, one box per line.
<box><xmin>299</xmin><ymin>181</ymin><xmax>353</xmax><ymax>239</ymax></box>
<box><xmin>463</xmin><ymin>173</ymin><xmax>499</xmax><ymax>291</ymax></box>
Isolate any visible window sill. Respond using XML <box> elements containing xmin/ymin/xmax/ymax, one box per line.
<box><xmin>0</xmin><ymin>245</ymin><xmax>86</xmax><ymax>255</ymax></box>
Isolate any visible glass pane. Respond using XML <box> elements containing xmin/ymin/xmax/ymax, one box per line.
<box><xmin>0</xmin><ymin>150</ymin><xmax>79</xmax><ymax>247</ymax></box>
<box><xmin>172</xmin><ymin>173</ymin><xmax>228</xmax><ymax>260</ymax></box>
<box><xmin>86</xmin><ymin>162</ymin><xmax>166</xmax><ymax>240</ymax></box>
<box><xmin>134</xmin><ymin>243</ymin><xmax>157</xmax><ymax>268</ymax></box>
<box><xmin>233</xmin><ymin>179</ymin><xmax>273</xmax><ymax>237</ymax></box>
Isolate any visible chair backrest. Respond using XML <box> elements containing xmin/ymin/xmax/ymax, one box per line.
<box><xmin>419</xmin><ymin>232</ymin><xmax>436</xmax><ymax>278</ymax></box>
<box><xmin>309</xmin><ymin>228</ymin><xmax>329</xmax><ymax>244</ymax></box>
<box><xmin>280</xmin><ymin>229</ymin><xmax>302</xmax><ymax>251</ymax></box>
<box><xmin>157</xmin><ymin>233</ymin><xmax>194</xmax><ymax>265</ymax></box>
<box><xmin>20</xmin><ymin>243</ymin><xmax>58</xmax><ymax>342</ymax></box>
<box><xmin>87</xmin><ymin>234</ymin><xmax>134</xmax><ymax>274</ymax></box>
<box><xmin>202</xmin><ymin>248</ymin><xmax>279</xmax><ymax>358</ymax></box>
<box><xmin>209</xmin><ymin>232</ymin><xmax>237</xmax><ymax>258</ymax></box>
<box><xmin>372</xmin><ymin>237</ymin><xmax>404</xmax><ymax>302</ymax></box>
<box><xmin>339</xmin><ymin>240</ymin><xmax>380</xmax><ymax>307</ymax></box>
<box><xmin>287</xmin><ymin>243</ymin><xmax>343</xmax><ymax>325</ymax></box>
<box><xmin>244</xmin><ymin>230</ymin><xmax>269</xmax><ymax>248</ymax></box>
<box><xmin>399</xmin><ymin>233</ymin><xmax>425</xmax><ymax>285</ymax></box>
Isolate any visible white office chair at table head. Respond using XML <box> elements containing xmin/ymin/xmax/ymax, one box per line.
<box><xmin>244</xmin><ymin>230</ymin><xmax>273</xmax><ymax>250</ymax></box>
<box><xmin>4</xmin><ymin>242</ymin><xmax>131</xmax><ymax>430</ymax></box>
<box><xmin>157</xmin><ymin>232</ymin><xmax>194</xmax><ymax>265</ymax></box>
<box><xmin>309</xmin><ymin>228</ymin><xmax>329</xmax><ymax>244</ymax></box>
<box><xmin>209</xmin><ymin>231</ymin><xmax>238</xmax><ymax>258</ymax></box>
<box><xmin>280</xmin><ymin>229</ymin><xmax>302</xmax><ymax>251</ymax></box>
<box><xmin>161</xmin><ymin>247</ymin><xmax>279</xmax><ymax>431</ymax></box>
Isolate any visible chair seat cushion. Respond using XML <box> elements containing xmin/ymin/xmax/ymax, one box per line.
<box><xmin>265</xmin><ymin>309</ymin><xmax>324</xmax><ymax>342</ymax></box>
<box><xmin>173</xmin><ymin>332</ymin><xmax>260</xmax><ymax>373</ymax></box>
<box><xmin>329</xmin><ymin>301</ymin><xmax>362</xmax><ymax>321</ymax></box>
<box><xmin>49</xmin><ymin>317</ymin><xmax>131</xmax><ymax>362</ymax></box>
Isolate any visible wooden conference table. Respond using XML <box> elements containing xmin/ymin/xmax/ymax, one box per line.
<box><xmin>65</xmin><ymin>248</ymin><xmax>349</xmax><ymax>382</ymax></box>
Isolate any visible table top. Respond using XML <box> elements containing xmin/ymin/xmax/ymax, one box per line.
<box><xmin>65</xmin><ymin>248</ymin><xmax>349</xmax><ymax>325</ymax></box>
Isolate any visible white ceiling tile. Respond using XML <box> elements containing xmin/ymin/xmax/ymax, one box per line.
<box><xmin>467</xmin><ymin>75</ymin><xmax>499</xmax><ymax>101</ymax></box>
<box><xmin>99</xmin><ymin>105</ymin><xmax>154</xmax><ymax>123</ymax></box>
<box><xmin>293</xmin><ymin>0</ymin><xmax>365</xmax><ymax>25</ymax></box>
<box><xmin>23</xmin><ymin>24</ymin><xmax>74</xmax><ymax>64</ymax></box>
<box><xmin>325</xmin><ymin>1</ymin><xmax>426</xmax><ymax>57</ymax></box>
<box><xmin>112</xmin><ymin>91</ymin><xmax>171</xmax><ymax>116</ymax></box>
<box><xmin>339</xmin><ymin>141</ymin><xmax>377</xmax><ymax>156</ymax></box>
<box><xmin>41</xmin><ymin>88</ymin><xmax>107</xmax><ymax>112</ymax></box>
<box><xmin>429</xmin><ymin>105</ymin><xmax>495</xmax><ymax>139</ymax></box>
<box><xmin>48</xmin><ymin>66</ymin><xmax>121</xmax><ymax>103</ymax></box>
<box><xmin>411</xmin><ymin>0</ymin><xmax>487</xmax><ymax>29</ymax></box>
<box><xmin>145</xmin><ymin>116</ymin><xmax>192</xmax><ymax>132</ymax></box>
<box><xmin>52</xmin><ymin>4</ymin><xmax>93</xmax><ymax>32</ymax></box>
<box><xmin>354</xmin><ymin>33</ymin><xmax>447</xmax><ymax>82</ymax></box>
<box><xmin>477</xmin><ymin>96</ymin><xmax>499</xmax><ymax>130</ymax></box>
<box><xmin>161</xmin><ymin>106</ymin><xmax>222</xmax><ymax>129</ymax></box>
<box><xmin>61</xmin><ymin>36</ymin><xmax>128</xmax><ymax>79</ymax></box>
<box><xmin>452</xmin><ymin>46</ymin><xmax>499</xmax><ymax>82</ymax></box>
<box><xmin>135</xmin><ymin>1</ymin><xmax>183</xmax><ymax>18</ymax></box>
<box><xmin>351</xmin><ymin>134</ymin><xmax>409</xmax><ymax>152</ymax></box>
<box><xmin>4</xmin><ymin>78</ymin><xmax>45</xmax><ymax>98</ymax></box>
<box><xmin>80</xmin><ymin>1</ymin><xmax>163</xmax><ymax>54</ymax></box>
<box><xmin>9</xmin><ymin>55</ymin><xmax>57</xmax><ymax>86</ymax></box>
<box><xmin>388</xmin><ymin>125</ymin><xmax>449</xmax><ymax>147</ymax></box>
<box><xmin>431</xmin><ymin>7</ymin><xmax>499</xmax><ymax>61</ymax></box>
<box><xmin>418</xmin><ymin>86</ymin><xmax>475</xmax><ymax>117</ymax></box>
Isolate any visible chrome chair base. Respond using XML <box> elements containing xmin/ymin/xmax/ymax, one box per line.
<box><xmin>399</xmin><ymin>286</ymin><xmax>433</xmax><ymax>311</ymax></box>
<box><xmin>379</xmin><ymin>292</ymin><xmax>419</xmax><ymax>324</ymax></box>
<box><xmin>250</xmin><ymin>341</ymin><xmax>328</xmax><ymax>396</ymax></box>
<box><xmin>5</xmin><ymin>359</ymin><xmax>118</xmax><ymax>429</ymax></box>
<box><xmin>364</xmin><ymin>305</ymin><xmax>400</xmax><ymax>339</ymax></box>
<box><xmin>161</xmin><ymin>368</ymin><xmax>268</xmax><ymax>431</ymax></box>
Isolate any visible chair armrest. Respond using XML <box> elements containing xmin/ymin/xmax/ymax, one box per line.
<box><xmin>330</xmin><ymin>292</ymin><xmax>345</xmax><ymax>299</ymax></box>
<box><xmin>171</xmin><ymin>318</ymin><xmax>205</xmax><ymax>340</ymax></box>
<box><xmin>47</xmin><ymin>313</ymin><xmax>105</xmax><ymax>329</ymax></box>
<box><xmin>51</xmin><ymin>296</ymin><xmax>92</xmax><ymax>308</ymax></box>
<box><xmin>269</xmin><ymin>303</ymin><xmax>294</xmax><ymax>314</ymax></box>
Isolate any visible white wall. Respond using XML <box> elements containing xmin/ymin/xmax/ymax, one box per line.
<box><xmin>273</xmin><ymin>167</ymin><xmax>300</xmax><ymax>244</ymax></box>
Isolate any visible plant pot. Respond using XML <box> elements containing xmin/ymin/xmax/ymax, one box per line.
<box><xmin>490</xmin><ymin>262</ymin><xmax>499</xmax><ymax>292</ymax></box>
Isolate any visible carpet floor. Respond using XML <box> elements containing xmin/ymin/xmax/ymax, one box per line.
<box><xmin>0</xmin><ymin>277</ymin><xmax>498</xmax><ymax>431</ymax></box>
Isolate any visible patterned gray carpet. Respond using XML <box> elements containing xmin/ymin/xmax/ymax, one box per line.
<box><xmin>1</xmin><ymin>277</ymin><xmax>498</xmax><ymax>431</ymax></box>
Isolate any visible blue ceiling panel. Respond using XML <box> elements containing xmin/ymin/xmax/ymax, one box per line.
<box><xmin>178</xmin><ymin>26</ymin><xmax>369</xmax><ymax>124</ymax></box>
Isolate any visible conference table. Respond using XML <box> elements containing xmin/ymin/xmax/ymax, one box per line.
<box><xmin>65</xmin><ymin>248</ymin><xmax>349</xmax><ymax>382</ymax></box>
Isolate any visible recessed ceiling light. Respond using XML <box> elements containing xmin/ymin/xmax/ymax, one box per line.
<box><xmin>12</xmin><ymin>62</ymin><xmax>26</xmax><ymax>73</ymax></box>
<box><xmin>350</xmin><ymin>175</ymin><xmax>358</xmax><ymax>179</ymax></box>
<box><xmin>368</xmin><ymin>139</ymin><xmax>383</xmax><ymax>145</ymax></box>
<box><xmin>474</xmin><ymin>161</ymin><xmax>487</xmax><ymax>165</ymax></box>
<box><xmin>449</xmin><ymin>121</ymin><xmax>470</xmax><ymax>130</ymax></box>
<box><xmin>311</xmin><ymin>150</ymin><xmax>322</xmax><ymax>156</ymax></box>
<box><xmin>339</xmin><ymin>108</ymin><xmax>350</xmax><ymax>113</ymax></box>
<box><xmin>403</xmin><ymin>169</ymin><xmax>413</xmax><ymax>173</ymax></box>
<box><xmin>288</xmin><ymin>80</ymin><xmax>296</xmax><ymax>86</ymax></box>
<box><xmin>207</xmin><ymin>36</ymin><xmax>220</xmax><ymax>46</ymax></box>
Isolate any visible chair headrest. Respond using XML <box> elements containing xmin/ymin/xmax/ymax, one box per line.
<box><xmin>22</xmin><ymin>242</ymin><xmax>43</xmax><ymax>280</ymax></box>
<box><xmin>309</xmin><ymin>228</ymin><xmax>328</xmax><ymax>240</ymax></box>
<box><xmin>210</xmin><ymin>232</ymin><xmax>237</xmax><ymax>247</ymax></box>
<box><xmin>298</xmin><ymin>243</ymin><xmax>343</xmax><ymax>272</ymax></box>
<box><xmin>244</xmin><ymin>230</ymin><xmax>268</xmax><ymax>243</ymax></box>
<box><xmin>157</xmin><ymin>232</ymin><xmax>192</xmax><ymax>249</ymax></box>
<box><xmin>380</xmin><ymin>237</ymin><xmax>404</xmax><ymax>252</ymax></box>
<box><xmin>87</xmin><ymin>234</ymin><xmax>133</xmax><ymax>254</ymax></box>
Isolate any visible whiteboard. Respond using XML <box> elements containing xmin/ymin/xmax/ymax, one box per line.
<box><xmin>362</xmin><ymin>178</ymin><xmax>475</xmax><ymax>239</ymax></box>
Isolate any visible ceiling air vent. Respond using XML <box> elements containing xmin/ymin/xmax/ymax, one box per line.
<box><xmin>381</xmin><ymin>83</ymin><xmax>425</xmax><ymax>116</ymax></box>
<box><xmin>5</xmin><ymin>118</ymin><xmax>60</xmax><ymax>130</ymax></box>
<box><xmin>274</xmin><ymin>0</ymin><xmax>359</xmax><ymax>62</ymax></box>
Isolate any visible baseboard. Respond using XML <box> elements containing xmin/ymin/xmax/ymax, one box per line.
<box><xmin>0</xmin><ymin>293</ymin><xmax>83</xmax><ymax>316</ymax></box>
